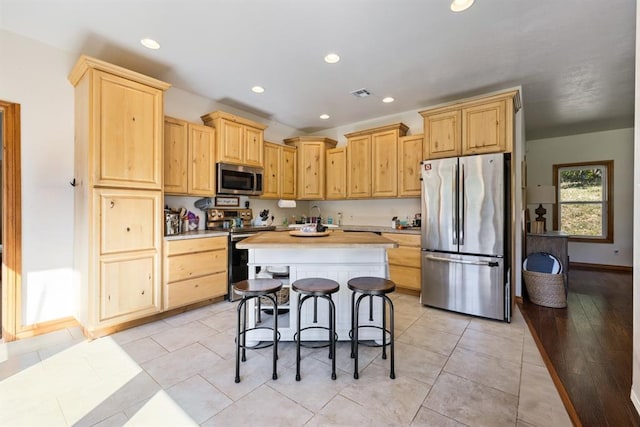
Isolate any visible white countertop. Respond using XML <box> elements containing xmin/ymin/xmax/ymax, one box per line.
<box><xmin>164</xmin><ymin>230</ymin><xmax>228</xmax><ymax>241</ymax></box>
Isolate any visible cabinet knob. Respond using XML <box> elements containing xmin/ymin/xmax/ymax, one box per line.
<box><xmin>141</xmin><ymin>290</ymin><xmax>145</xmax><ymax>295</ymax></box>
<box><xmin>110</xmin><ymin>201</ymin><xmax>115</xmax><ymax>208</ymax></box>
<box><xmin>126</xmin><ymin>227</ymin><xmax>130</xmax><ymax>232</ymax></box>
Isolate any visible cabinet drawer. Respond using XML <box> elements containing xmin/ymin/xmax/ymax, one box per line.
<box><xmin>387</xmin><ymin>246</ymin><xmax>421</xmax><ymax>268</ymax></box>
<box><xmin>166</xmin><ymin>249</ymin><xmax>227</xmax><ymax>283</ymax></box>
<box><xmin>388</xmin><ymin>265</ymin><xmax>421</xmax><ymax>291</ymax></box>
<box><xmin>98</xmin><ymin>189</ymin><xmax>160</xmax><ymax>254</ymax></box>
<box><xmin>164</xmin><ymin>271</ymin><xmax>227</xmax><ymax>309</ymax></box>
<box><xmin>381</xmin><ymin>233</ymin><xmax>420</xmax><ymax>247</ymax></box>
<box><xmin>165</xmin><ymin>236</ymin><xmax>227</xmax><ymax>256</ymax></box>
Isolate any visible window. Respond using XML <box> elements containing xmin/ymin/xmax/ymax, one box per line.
<box><xmin>553</xmin><ymin>160</ymin><xmax>613</xmax><ymax>243</ymax></box>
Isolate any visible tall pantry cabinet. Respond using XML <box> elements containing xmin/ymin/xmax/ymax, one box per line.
<box><xmin>69</xmin><ymin>56</ymin><xmax>171</xmax><ymax>338</ymax></box>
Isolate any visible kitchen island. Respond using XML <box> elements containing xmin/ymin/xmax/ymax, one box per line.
<box><xmin>236</xmin><ymin>231</ymin><xmax>397</xmax><ymax>342</ymax></box>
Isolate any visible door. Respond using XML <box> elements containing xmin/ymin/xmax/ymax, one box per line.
<box><xmin>421</xmin><ymin>252</ymin><xmax>504</xmax><ymax>320</ymax></box>
<box><xmin>459</xmin><ymin>153</ymin><xmax>505</xmax><ymax>256</ymax></box>
<box><xmin>421</xmin><ymin>157</ymin><xmax>458</xmax><ymax>253</ymax></box>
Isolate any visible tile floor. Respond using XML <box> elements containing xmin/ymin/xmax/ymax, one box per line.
<box><xmin>0</xmin><ymin>293</ymin><xmax>572</xmax><ymax>426</ymax></box>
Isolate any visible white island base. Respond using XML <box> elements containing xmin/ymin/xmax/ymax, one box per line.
<box><xmin>238</xmin><ymin>232</ymin><xmax>397</xmax><ymax>343</ymax></box>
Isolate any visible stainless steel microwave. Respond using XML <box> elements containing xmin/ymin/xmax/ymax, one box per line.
<box><xmin>216</xmin><ymin>162</ymin><xmax>263</xmax><ymax>196</ymax></box>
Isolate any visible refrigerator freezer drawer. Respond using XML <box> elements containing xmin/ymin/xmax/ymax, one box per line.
<box><xmin>421</xmin><ymin>252</ymin><xmax>505</xmax><ymax>320</ymax></box>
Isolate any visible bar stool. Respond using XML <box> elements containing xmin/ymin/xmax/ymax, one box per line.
<box><xmin>348</xmin><ymin>276</ymin><xmax>396</xmax><ymax>380</ymax></box>
<box><xmin>234</xmin><ymin>278</ymin><xmax>283</xmax><ymax>383</ymax></box>
<box><xmin>292</xmin><ymin>277</ymin><xmax>340</xmax><ymax>381</ymax></box>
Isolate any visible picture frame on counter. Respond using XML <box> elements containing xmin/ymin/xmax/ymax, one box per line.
<box><xmin>215</xmin><ymin>196</ymin><xmax>240</xmax><ymax>207</ymax></box>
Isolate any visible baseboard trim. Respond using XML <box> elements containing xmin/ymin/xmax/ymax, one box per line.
<box><xmin>631</xmin><ymin>388</ymin><xmax>640</xmax><ymax>418</ymax></box>
<box><xmin>15</xmin><ymin>317</ymin><xmax>80</xmax><ymax>340</ymax></box>
<box><xmin>517</xmin><ymin>302</ymin><xmax>583</xmax><ymax>427</ymax></box>
<box><xmin>84</xmin><ymin>296</ymin><xmax>226</xmax><ymax>340</ymax></box>
<box><xmin>570</xmin><ymin>262</ymin><xmax>632</xmax><ymax>273</ymax></box>
<box><xmin>396</xmin><ymin>287</ymin><xmax>420</xmax><ymax>297</ymax></box>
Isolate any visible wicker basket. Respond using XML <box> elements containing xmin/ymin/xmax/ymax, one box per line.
<box><xmin>523</xmin><ymin>270</ymin><xmax>567</xmax><ymax>308</ymax></box>
<box><xmin>260</xmin><ymin>287</ymin><xmax>290</xmax><ymax>307</ymax></box>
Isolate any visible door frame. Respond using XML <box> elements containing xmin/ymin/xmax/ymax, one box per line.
<box><xmin>1</xmin><ymin>100</ymin><xmax>22</xmax><ymax>342</ymax></box>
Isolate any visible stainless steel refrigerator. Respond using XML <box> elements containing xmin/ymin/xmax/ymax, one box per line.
<box><xmin>420</xmin><ymin>152</ymin><xmax>510</xmax><ymax>321</ymax></box>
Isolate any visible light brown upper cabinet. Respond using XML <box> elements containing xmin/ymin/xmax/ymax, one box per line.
<box><xmin>325</xmin><ymin>146</ymin><xmax>347</xmax><ymax>200</ymax></box>
<box><xmin>346</xmin><ymin>134</ymin><xmax>371</xmax><ymax>198</ymax></box>
<box><xmin>262</xmin><ymin>141</ymin><xmax>297</xmax><ymax>199</ymax></box>
<box><xmin>68</xmin><ymin>55</ymin><xmax>170</xmax><ymax>337</ymax></box>
<box><xmin>69</xmin><ymin>63</ymin><xmax>166</xmax><ymax>190</ymax></box>
<box><xmin>345</xmin><ymin>123</ymin><xmax>408</xmax><ymax>199</ymax></box>
<box><xmin>200</xmin><ymin>110</ymin><xmax>266</xmax><ymax>167</ymax></box>
<box><xmin>284</xmin><ymin>137</ymin><xmax>337</xmax><ymax>200</ymax></box>
<box><xmin>420</xmin><ymin>90</ymin><xmax>518</xmax><ymax>160</ymax></box>
<box><xmin>164</xmin><ymin>117</ymin><xmax>216</xmax><ymax>196</ymax></box>
<box><xmin>398</xmin><ymin>134</ymin><xmax>424</xmax><ymax>197</ymax></box>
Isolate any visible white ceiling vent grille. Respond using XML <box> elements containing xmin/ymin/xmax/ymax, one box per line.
<box><xmin>350</xmin><ymin>88</ymin><xmax>372</xmax><ymax>98</ymax></box>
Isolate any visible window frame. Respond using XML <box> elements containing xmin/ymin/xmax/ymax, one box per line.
<box><xmin>552</xmin><ymin>160</ymin><xmax>613</xmax><ymax>243</ymax></box>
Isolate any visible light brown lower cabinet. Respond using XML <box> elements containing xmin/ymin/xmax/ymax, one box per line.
<box><xmin>382</xmin><ymin>233</ymin><xmax>421</xmax><ymax>292</ymax></box>
<box><xmin>163</xmin><ymin>236</ymin><xmax>228</xmax><ymax>310</ymax></box>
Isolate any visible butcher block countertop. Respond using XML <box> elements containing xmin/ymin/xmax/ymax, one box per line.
<box><xmin>236</xmin><ymin>230</ymin><xmax>398</xmax><ymax>249</ymax></box>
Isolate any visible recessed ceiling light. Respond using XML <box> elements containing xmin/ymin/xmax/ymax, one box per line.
<box><xmin>450</xmin><ymin>0</ymin><xmax>474</xmax><ymax>12</ymax></box>
<box><xmin>140</xmin><ymin>38</ymin><xmax>160</xmax><ymax>50</ymax></box>
<box><xmin>251</xmin><ymin>86</ymin><xmax>265</xmax><ymax>94</ymax></box>
<box><xmin>320</xmin><ymin>114</ymin><xmax>330</xmax><ymax>120</ymax></box>
<box><xmin>382</xmin><ymin>97</ymin><xmax>395</xmax><ymax>103</ymax></box>
<box><xmin>324</xmin><ymin>53</ymin><xmax>340</xmax><ymax>64</ymax></box>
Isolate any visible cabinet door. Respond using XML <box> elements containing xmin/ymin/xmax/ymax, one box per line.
<box><xmin>100</xmin><ymin>253</ymin><xmax>160</xmax><ymax>321</ymax></box>
<box><xmin>94</xmin><ymin>70</ymin><xmax>162</xmax><ymax>188</ymax></box>
<box><xmin>281</xmin><ymin>145</ymin><xmax>297</xmax><ymax>199</ymax></box>
<box><xmin>218</xmin><ymin>118</ymin><xmax>243</xmax><ymax>164</ymax></box>
<box><xmin>262</xmin><ymin>142</ymin><xmax>280</xmax><ymax>199</ymax></box>
<box><xmin>424</xmin><ymin>109</ymin><xmax>461</xmax><ymax>159</ymax></box>
<box><xmin>371</xmin><ymin>130</ymin><xmax>398</xmax><ymax>197</ymax></box>
<box><xmin>244</xmin><ymin>126</ymin><xmax>264</xmax><ymax>167</ymax></box>
<box><xmin>326</xmin><ymin>147</ymin><xmax>346</xmax><ymax>199</ymax></box>
<box><xmin>298</xmin><ymin>142</ymin><xmax>325</xmax><ymax>200</ymax></box>
<box><xmin>462</xmin><ymin>99</ymin><xmax>506</xmax><ymax>155</ymax></box>
<box><xmin>398</xmin><ymin>134</ymin><xmax>423</xmax><ymax>197</ymax></box>
<box><xmin>188</xmin><ymin>123</ymin><xmax>216</xmax><ymax>195</ymax></box>
<box><xmin>98</xmin><ymin>189</ymin><xmax>160</xmax><ymax>255</ymax></box>
<box><xmin>163</xmin><ymin>117</ymin><xmax>188</xmax><ymax>194</ymax></box>
<box><xmin>347</xmin><ymin>135</ymin><xmax>371</xmax><ymax>198</ymax></box>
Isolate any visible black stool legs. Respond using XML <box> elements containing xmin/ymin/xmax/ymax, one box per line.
<box><xmin>348</xmin><ymin>277</ymin><xmax>396</xmax><ymax>380</ymax></box>
<box><xmin>292</xmin><ymin>277</ymin><xmax>340</xmax><ymax>381</ymax></box>
<box><xmin>295</xmin><ymin>293</ymin><xmax>336</xmax><ymax>381</ymax></box>
<box><xmin>233</xmin><ymin>279</ymin><xmax>282</xmax><ymax>384</ymax></box>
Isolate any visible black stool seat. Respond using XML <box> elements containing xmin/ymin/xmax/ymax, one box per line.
<box><xmin>348</xmin><ymin>276</ymin><xmax>396</xmax><ymax>380</ymax></box>
<box><xmin>347</xmin><ymin>277</ymin><xmax>395</xmax><ymax>295</ymax></box>
<box><xmin>234</xmin><ymin>278</ymin><xmax>283</xmax><ymax>297</ymax></box>
<box><xmin>292</xmin><ymin>277</ymin><xmax>340</xmax><ymax>381</ymax></box>
<box><xmin>293</xmin><ymin>278</ymin><xmax>340</xmax><ymax>296</ymax></box>
<box><xmin>234</xmin><ymin>279</ymin><xmax>283</xmax><ymax>384</ymax></box>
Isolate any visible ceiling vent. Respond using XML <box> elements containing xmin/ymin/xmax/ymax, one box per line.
<box><xmin>350</xmin><ymin>88</ymin><xmax>372</xmax><ymax>98</ymax></box>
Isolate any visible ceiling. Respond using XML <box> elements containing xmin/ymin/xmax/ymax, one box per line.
<box><xmin>0</xmin><ymin>0</ymin><xmax>635</xmax><ymax>139</ymax></box>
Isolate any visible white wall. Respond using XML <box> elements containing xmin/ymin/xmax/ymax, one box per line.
<box><xmin>526</xmin><ymin>128</ymin><xmax>634</xmax><ymax>267</ymax></box>
<box><xmin>1</xmin><ymin>30</ymin><xmax>76</xmax><ymax>325</ymax></box>
<box><xmin>630</xmin><ymin>2</ymin><xmax>639</xmax><ymax>414</ymax></box>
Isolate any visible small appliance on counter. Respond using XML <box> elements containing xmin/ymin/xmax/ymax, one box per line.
<box><xmin>164</xmin><ymin>210</ymin><xmax>181</xmax><ymax>236</ymax></box>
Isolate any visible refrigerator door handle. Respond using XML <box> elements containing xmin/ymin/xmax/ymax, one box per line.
<box><xmin>460</xmin><ymin>163</ymin><xmax>465</xmax><ymax>246</ymax></box>
<box><xmin>452</xmin><ymin>164</ymin><xmax>458</xmax><ymax>245</ymax></box>
<box><xmin>425</xmin><ymin>254</ymin><xmax>500</xmax><ymax>267</ymax></box>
